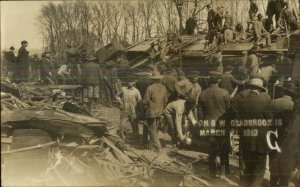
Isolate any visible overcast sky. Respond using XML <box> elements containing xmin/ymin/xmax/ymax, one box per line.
<box><xmin>1</xmin><ymin>1</ymin><xmax>61</xmax><ymax>52</ymax></box>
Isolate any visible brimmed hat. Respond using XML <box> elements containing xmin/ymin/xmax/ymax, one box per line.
<box><xmin>149</xmin><ymin>74</ymin><xmax>164</xmax><ymax>79</ymax></box>
<box><xmin>247</xmin><ymin>78</ymin><xmax>266</xmax><ymax>91</ymax></box>
<box><xmin>21</xmin><ymin>40</ymin><xmax>28</xmax><ymax>45</ymax></box>
<box><xmin>281</xmin><ymin>81</ymin><xmax>297</xmax><ymax>96</ymax></box>
<box><xmin>257</xmin><ymin>14</ymin><xmax>263</xmax><ymax>18</ymax></box>
<box><xmin>10</xmin><ymin>46</ymin><xmax>14</xmax><ymax>50</ymax></box>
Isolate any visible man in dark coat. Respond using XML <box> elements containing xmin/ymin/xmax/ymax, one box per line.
<box><xmin>5</xmin><ymin>46</ymin><xmax>16</xmax><ymax>80</ymax></box>
<box><xmin>207</xmin><ymin>4</ymin><xmax>216</xmax><ymax>34</ymax></box>
<box><xmin>16</xmin><ymin>41</ymin><xmax>29</xmax><ymax>82</ymax></box>
<box><xmin>269</xmin><ymin>81</ymin><xmax>296</xmax><ymax>186</ymax></box>
<box><xmin>81</xmin><ymin>52</ymin><xmax>103</xmax><ymax>109</ymax></box>
<box><xmin>142</xmin><ymin>75</ymin><xmax>168</xmax><ymax>152</ymax></box>
<box><xmin>207</xmin><ymin>4</ymin><xmax>217</xmax><ymax>44</ymax></box>
<box><xmin>273</xmin><ymin>91</ymin><xmax>300</xmax><ymax>187</ymax></box>
<box><xmin>236</xmin><ymin>78</ymin><xmax>272</xmax><ymax>187</ymax></box>
<box><xmin>198</xmin><ymin>72</ymin><xmax>230</xmax><ymax>177</ymax></box>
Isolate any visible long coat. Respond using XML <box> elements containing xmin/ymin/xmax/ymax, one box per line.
<box><xmin>143</xmin><ymin>82</ymin><xmax>168</xmax><ymax>118</ymax></box>
<box><xmin>17</xmin><ymin>46</ymin><xmax>29</xmax><ymax>64</ymax></box>
<box><xmin>237</xmin><ymin>91</ymin><xmax>272</xmax><ymax>154</ymax></box>
<box><xmin>81</xmin><ymin>61</ymin><xmax>102</xmax><ymax>85</ymax></box>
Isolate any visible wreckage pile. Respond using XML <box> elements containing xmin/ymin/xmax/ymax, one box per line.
<box><xmin>1</xmin><ymin>79</ymin><xmax>213</xmax><ymax>187</ymax></box>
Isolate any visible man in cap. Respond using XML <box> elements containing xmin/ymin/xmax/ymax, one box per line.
<box><xmin>252</xmin><ymin>14</ymin><xmax>272</xmax><ymax>47</ymax></box>
<box><xmin>164</xmin><ymin>98</ymin><xmax>197</xmax><ymax>148</ymax></box>
<box><xmin>117</xmin><ymin>80</ymin><xmax>142</xmax><ymax>141</ymax></box>
<box><xmin>198</xmin><ymin>71</ymin><xmax>230</xmax><ymax>177</ymax></box>
<box><xmin>16</xmin><ymin>40</ymin><xmax>29</xmax><ymax>82</ymax></box>
<box><xmin>220</xmin><ymin>65</ymin><xmax>245</xmax><ymax>95</ymax></box>
<box><xmin>5</xmin><ymin>46</ymin><xmax>16</xmax><ymax>80</ymax></box>
<box><xmin>276</xmin><ymin>51</ymin><xmax>292</xmax><ymax>84</ymax></box>
<box><xmin>81</xmin><ymin>51</ymin><xmax>102</xmax><ymax>110</ymax></box>
<box><xmin>143</xmin><ymin>75</ymin><xmax>168</xmax><ymax>152</ymax></box>
<box><xmin>236</xmin><ymin>78</ymin><xmax>272</xmax><ymax>187</ymax></box>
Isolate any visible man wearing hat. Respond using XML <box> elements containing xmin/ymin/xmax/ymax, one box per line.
<box><xmin>252</xmin><ymin>14</ymin><xmax>271</xmax><ymax>47</ymax></box>
<box><xmin>276</xmin><ymin>51</ymin><xmax>292</xmax><ymax>84</ymax></box>
<box><xmin>40</xmin><ymin>52</ymin><xmax>55</xmax><ymax>84</ymax></box>
<box><xmin>142</xmin><ymin>74</ymin><xmax>168</xmax><ymax>152</ymax></box>
<box><xmin>5</xmin><ymin>46</ymin><xmax>16</xmax><ymax>80</ymax></box>
<box><xmin>16</xmin><ymin>40</ymin><xmax>29</xmax><ymax>82</ymax></box>
<box><xmin>198</xmin><ymin>71</ymin><xmax>230</xmax><ymax>177</ymax></box>
<box><xmin>236</xmin><ymin>78</ymin><xmax>272</xmax><ymax>186</ymax></box>
<box><xmin>117</xmin><ymin>80</ymin><xmax>142</xmax><ymax>141</ymax></box>
<box><xmin>81</xmin><ymin>51</ymin><xmax>103</xmax><ymax>110</ymax></box>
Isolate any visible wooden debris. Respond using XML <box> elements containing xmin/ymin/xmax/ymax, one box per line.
<box><xmin>1</xmin><ymin>141</ymin><xmax>56</xmax><ymax>155</ymax></box>
<box><xmin>102</xmin><ymin>137</ymin><xmax>133</xmax><ymax>164</ymax></box>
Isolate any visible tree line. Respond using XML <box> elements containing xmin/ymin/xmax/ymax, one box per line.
<box><xmin>38</xmin><ymin>0</ymin><xmax>274</xmax><ymax>53</ymax></box>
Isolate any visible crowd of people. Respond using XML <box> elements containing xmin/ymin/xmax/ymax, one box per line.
<box><xmin>2</xmin><ymin>1</ymin><xmax>299</xmax><ymax>186</ymax></box>
<box><xmin>203</xmin><ymin>0</ymin><xmax>300</xmax><ymax>48</ymax></box>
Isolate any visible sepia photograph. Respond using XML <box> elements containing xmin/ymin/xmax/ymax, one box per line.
<box><xmin>1</xmin><ymin>0</ymin><xmax>300</xmax><ymax>186</ymax></box>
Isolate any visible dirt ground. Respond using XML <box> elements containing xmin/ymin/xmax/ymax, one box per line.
<box><xmin>92</xmin><ymin>105</ymin><xmax>243</xmax><ymax>187</ymax></box>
